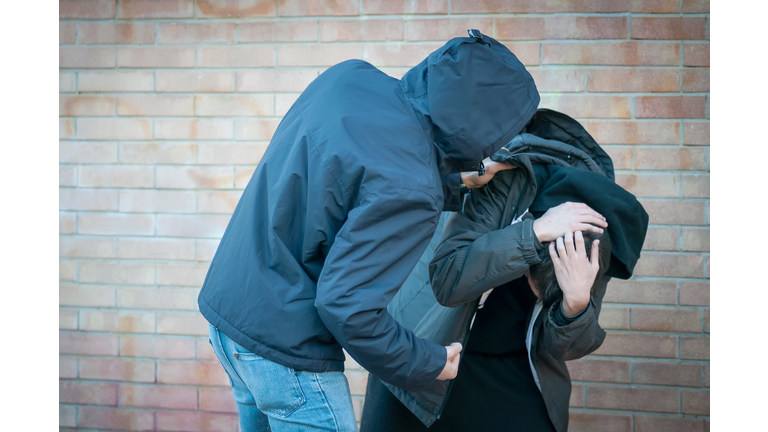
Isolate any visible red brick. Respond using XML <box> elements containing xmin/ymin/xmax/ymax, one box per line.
<box><xmin>198</xmin><ymin>337</ymin><xmax>218</xmax><ymax>360</ymax></box>
<box><xmin>80</xmin><ymin>310</ymin><xmax>155</xmax><ymax>333</ymax></box>
<box><xmin>119</xmin><ymin>384</ymin><xmax>198</xmax><ymax>409</ymax></box>
<box><xmin>680</xmin><ymin>282</ymin><xmax>709</xmax><ymax>306</ymax></box>
<box><xmin>683</xmin><ymin>68</ymin><xmax>709</xmax><ymax>92</ymax></box>
<box><xmin>79</xmin><ymin>165</ymin><xmax>154</xmax><ymax>188</ymax></box>
<box><xmin>156</xmin><ymin>166</ymin><xmax>234</xmax><ymax>189</ymax></box>
<box><xmin>60</xmin><ymin>357</ymin><xmax>78</xmax><ymax>378</ymax></box>
<box><xmin>79</xmin><ymin>406</ymin><xmax>154</xmax><ymax>430</ymax></box>
<box><xmin>195</xmin><ymin>95</ymin><xmax>274</xmax><ymax>117</ymax></box>
<box><xmin>157</xmin><ymin>71</ymin><xmax>235</xmax><ymax>93</ymax></box>
<box><xmin>569</xmin><ymin>412</ymin><xmax>632</xmax><ymax>432</ymax></box>
<box><xmin>682</xmin><ymin>228</ymin><xmax>709</xmax><ymax>252</ymax></box>
<box><xmin>118</xmin><ymin>95</ymin><xmax>194</xmax><ymax>117</ymax></box>
<box><xmin>118</xmin><ymin>287</ymin><xmax>198</xmax><ymax>310</ymax></box>
<box><xmin>60</xmin><ymin>166</ymin><xmax>77</xmax><ymax>187</ymax></box>
<box><xmin>704</xmin><ymin>364</ymin><xmax>710</xmax><ymax>387</ymax></box>
<box><xmin>238</xmin><ymin>21</ymin><xmax>319</xmax><ymax>42</ymax></box>
<box><xmin>363</xmin><ymin>43</ymin><xmax>442</xmax><ymax>67</ymax></box>
<box><xmin>118</xmin><ymin>46</ymin><xmax>195</xmax><ymax>68</ymax></box>
<box><xmin>528</xmin><ymin>69</ymin><xmax>584</xmax><ymax>92</ymax></box>
<box><xmin>235</xmin><ymin>120</ymin><xmax>281</xmax><ymax>142</ymax></box>
<box><xmin>198</xmin><ymin>45</ymin><xmax>277</xmax><ymax>67</ymax></box>
<box><xmin>602</xmin><ymin>146</ymin><xmax>632</xmax><ymax>170</ymax></box>
<box><xmin>684</xmin><ymin>43</ymin><xmax>709</xmax><ymax>67</ymax></box>
<box><xmin>568</xmin><ymin>384</ymin><xmax>584</xmax><ymax>406</ymax></box>
<box><xmin>60</xmin><ymin>332</ymin><xmax>118</xmax><ymax>356</ymax></box>
<box><xmin>200</xmin><ymin>388</ymin><xmax>237</xmax><ymax>413</ymax></box>
<box><xmin>197</xmin><ymin>239</ymin><xmax>221</xmax><ymax>262</ymax></box>
<box><xmin>603</xmin><ymin>279</ymin><xmax>677</xmax><ymax>305</ymax></box>
<box><xmin>543</xmin><ymin>42</ymin><xmax>679</xmax><ymax>66</ymax></box>
<box><xmin>567</xmin><ymin>358</ymin><xmax>630</xmax><ymax>383</ymax></box>
<box><xmin>60</xmin><ymin>260</ymin><xmax>77</xmax><ymax>281</ymax></box>
<box><xmin>78</xmin><ymin>22</ymin><xmax>155</xmax><ymax>44</ymax></box>
<box><xmin>60</xmin><ymin>212</ymin><xmax>77</xmax><ymax>234</ymax></box>
<box><xmin>118</xmin><ymin>238</ymin><xmax>197</xmax><ymax>261</ymax></box>
<box><xmin>636</xmin><ymin>148</ymin><xmax>707</xmax><ymax>171</ymax></box>
<box><xmin>597</xmin><ymin>306</ymin><xmax>630</xmax><ymax>330</ymax></box>
<box><xmin>77</xmin><ymin>118</ymin><xmax>152</xmax><ymax>140</ymax></box>
<box><xmin>321</xmin><ymin>19</ymin><xmax>402</xmax><ymax>42</ymax></box>
<box><xmin>631</xmin><ymin>307</ymin><xmax>702</xmax><ymax>333</ymax></box>
<box><xmin>680</xmin><ymin>336</ymin><xmax>709</xmax><ymax>360</ymax></box>
<box><xmin>60</xmin><ymin>95</ymin><xmax>115</xmax><ymax>117</ymax></box>
<box><xmin>407</xmin><ymin>18</ymin><xmax>492</xmax><ymax>41</ymax></box>
<box><xmin>237</xmin><ymin>70</ymin><xmax>319</xmax><ymax>94</ymax></box>
<box><xmin>61</xmin><ymin>405</ymin><xmax>78</xmax><ymax>427</ymax></box>
<box><xmin>540</xmin><ymin>95</ymin><xmax>631</xmax><ymax>119</ymax></box>
<box><xmin>158</xmin><ymin>361</ymin><xmax>229</xmax><ymax>385</ymax></box>
<box><xmin>60</xmin><ymin>22</ymin><xmax>75</xmax><ymax>44</ymax></box>
<box><xmin>157</xmin><ymin>313</ymin><xmax>211</xmax><ymax>336</ymax></box>
<box><xmin>280</xmin><ymin>44</ymin><xmax>362</xmax><ymax>67</ymax></box>
<box><xmin>59</xmin><ymin>189</ymin><xmax>119</xmax><ymax>211</ymax></box>
<box><xmin>157</xmin><ymin>411</ymin><xmax>238</xmax><ymax>432</ymax></box>
<box><xmin>119</xmin><ymin>190</ymin><xmax>197</xmax><ymax>213</ymax></box>
<box><xmin>60</xmin><ymin>46</ymin><xmax>115</xmax><ymax>68</ymax></box>
<box><xmin>235</xmin><ymin>167</ymin><xmax>257</xmax><ymax>189</ymax></box>
<box><xmin>639</xmin><ymin>200</ymin><xmax>706</xmax><ymax>225</ymax></box>
<box><xmin>642</xmin><ymin>227</ymin><xmax>679</xmax><ymax>252</ymax></box>
<box><xmin>60</xmin><ymin>381</ymin><xmax>117</xmax><ymax>406</ymax></box>
<box><xmin>635</xmin><ymin>415</ymin><xmax>706</xmax><ymax>432</ymax></box>
<box><xmin>636</xmin><ymin>96</ymin><xmax>707</xmax><ymax>119</ymax></box>
<box><xmin>703</xmin><ymin>309</ymin><xmax>709</xmax><ymax>333</ymax></box>
<box><xmin>198</xmin><ymin>191</ymin><xmax>244</xmax><ymax>214</ymax></box>
<box><xmin>346</xmin><ymin>370</ymin><xmax>369</xmax><ymax>396</ymax></box>
<box><xmin>501</xmin><ymin>42</ymin><xmax>540</xmax><ymax>66</ymax></box>
<box><xmin>631</xmin><ymin>17</ymin><xmax>706</xmax><ymax>40</ymax></box>
<box><xmin>79</xmin><ymin>71</ymin><xmax>154</xmax><ymax>92</ymax></box>
<box><xmin>497</xmin><ymin>16</ymin><xmax>626</xmax><ymax>40</ymax></box>
<box><xmin>279</xmin><ymin>0</ymin><xmax>359</xmax><ymax>16</ymax></box>
<box><xmin>683</xmin><ymin>122</ymin><xmax>709</xmax><ymax>146</ymax></box>
<box><xmin>451</xmin><ymin>0</ymin><xmax>679</xmax><ymax>13</ymax></box>
<box><xmin>364</xmin><ymin>0</ymin><xmax>447</xmax><ymax>14</ymax></box>
<box><xmin>60</xmin><ymin>284</ymin><xmax>115</xmax><ymax>307</ymax></box>
<box><xmin>60</xmin><ymin>308</ymin><xmax>78</xmax><ymax>330</ymax></box>
<box><xmin>118</xmin><ymin>0</ymin><xmax>194</xmax><ymax>18</ymax></box>
<box><xmin>120</xmin><ymin>142</ymin><xmax>196</xmax><ymax>164</ymax></box>
<box><xmin>594</xmin><ymin>333</ymin><xmax>677</xmax><ymax>358</ymax></box>
<box><xmin>80</xmin><ymin>358</ymin><xmax>155</xmax><ymax>382</ymax></box>
<box><xmin>60</xmin><ymin>0</ymin><xmax>116</xmax><ymax>19</ymax></box>
<box><xmin>587</xmin><ymin>121</ymin><xmax>679</xmax><ymax>145</ymax></box>
<box><xmin>682</xmin><ymin>390</ymin><xmax>709</xmax><ymax>415</ymax></box>
<box><xmin>158</xmin><ymin>22</ymin><xmax>235</xmax><ymax>43</ymax></box>
<box><xmin>60</xmin><ymin>236</ymin><xmax>117</xmax><ymax>259</ymax></box>
<box><xmin>587</xmin><ymin>386</ymin><xmax>678</xmax><ymax>413</ymax></box>
<box><xmin>155</xmin><ymin>119</ymin><xmax>234</xmax><ymax>140</ymax></box>
<box><xmin>157</xmin><ymin>264</ymin><xmax>210</xmax><ymax>287</ymax></box>
<box><xmin>197</xmin><ymin>0</ymin><xmax>276</xmax><ymax>18</ymax></box>
<box><xmin>683</xmin><ymin>0</ymin><xmax>709</xmax><ymax>13</ymax></box>
<box><xmin>633</xmin><ymin>253</ymin><xmax>706</xmax><ymax>278</ymax></box>
<box><xmin>60</xmin><ymin>71</ymin><xmax>76</xmax><ymax>92</ymax></box>
<box><xmin>587</xmin><ymin>69</ymin><xmax>679</xmax><ymax>92</ymax></box>
<box><xmin>120</xmin><ymin>335</ymin><xmax>197</xmax><ymax>359</ymax></box>
<box><xmin>634</xmin><ymin>362</ymin><xmax>702</xmax><ymax>387</ymax></box>
<box><xmin>616</xmin><ymin>173</ymin><xmax>678</xmax><ymax>198</ymax></box>
<box><xmin>78</xmin><ymin>260</ymin><xmax>155</xmax><ymax>284</ymax></box>
<box><xmin>60</xmin><ymin>119</ymin><xmax>75</xmax><ymax>139</ymax></box>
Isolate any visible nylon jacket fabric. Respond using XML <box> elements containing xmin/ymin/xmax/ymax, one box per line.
<box><xmin>383</xmin><ymin>109</ymin><xmax>645</xmax><ymax>429</ymax></box>
<box><xmin>197</xmin><ymin>32</ymin><xmax>539</xmax><ymax>391</ymax></box>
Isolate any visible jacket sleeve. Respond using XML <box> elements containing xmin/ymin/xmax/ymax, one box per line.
<box><xmin>314</xmin><ymin>186</ymin><xmax>447</xmax><ymax>391</ymax></box>
<box><xmin>441</xmin><ymin>173</ymin><xmax>466</xmax><ymax>212</ymax></box>
<box><xmin>429</xmin><ymin>183</ymin><xmax>544</xmax><ymax>308</ymax></box>
<box><xmin>539</xmin><ymin>275</ymin><xmax>612</xmax><ymax>361</ymax></box>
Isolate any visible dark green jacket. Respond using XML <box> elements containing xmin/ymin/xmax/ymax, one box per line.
<box><xmin>384</xmin><ymin>110</ymin><xmax>617</xmax><ymax>431</ymax></box>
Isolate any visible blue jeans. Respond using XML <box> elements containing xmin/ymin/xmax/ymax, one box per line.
<box><xmin>208</xmin><ymin>324</ymin><xmax>357</xmax><ymax>432</ymax></box>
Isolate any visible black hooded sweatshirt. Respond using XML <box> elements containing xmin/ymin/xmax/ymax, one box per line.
<box><xmin>197</xmin><ymin>31</ymin><xmax>540</xmax><ymax>391</ymax></box>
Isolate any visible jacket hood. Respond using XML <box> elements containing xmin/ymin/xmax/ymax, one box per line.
<box><xmin>400</xmin><ymin>30</ymin><xmax>540</xmax><ymax>174</ymax></box>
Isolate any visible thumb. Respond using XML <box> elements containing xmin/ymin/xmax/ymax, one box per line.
<box><xmin>446</xmin><ymin>342</ymin><xmax>463</xmax><ymax>358</ymax></box>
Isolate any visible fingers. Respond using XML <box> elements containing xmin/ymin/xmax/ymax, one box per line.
<box><xmin>446</xmin><ymin>342</ymin><xmax>463</xmax><ymax>358</ymax></box>
<box><xmin>555</xmin><ymin>236</ymin><xmax>567</xmax><ymax>260</ymax></box>
<box><xmin>590</xmin><ymin>240</ymin><xmax>601</xmax><ymax>272</ymax></box>
<box><xmin>574</xmin><ymin>230</ymin><xmax>585</xmax><ymax>257</ymax></box>
<box><xmin>578</xmin><ymin>223</ymin><xmax>605</xmax><ymax>235</ymax></box>
<box><xmin>564</xmin><ymin>231</ymin><xmax>576</xmax><ymax>257</ymax></box>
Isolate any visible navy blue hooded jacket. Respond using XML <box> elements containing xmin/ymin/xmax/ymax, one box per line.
<box><xmin>198</xmin><ymin>32</ymin><xmax>540</xmax><ymax>390</ymax></box>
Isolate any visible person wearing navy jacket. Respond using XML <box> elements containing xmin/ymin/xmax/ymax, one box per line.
<box><xmin>197</xmin><ymin>30</ymin><xmax>540</xmax><ymax>431</ymax></box>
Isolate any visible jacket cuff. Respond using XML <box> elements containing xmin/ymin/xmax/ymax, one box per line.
<box><xmin>553</xmin><ymin>302</ymin><xmax>588</xmax><ymax>326</ymax></box>
<box><xmin>520</xmin><ymin>218</ymin><xmax>541</xmax><ymax>266</ymax></box>
<box><xmin>441</xmin><ymin>173</ymin><xmax>464</xmax><ymax>212</ymax></box>
<box><xmin>548</xmin><ymin>298</ymin><xmax>596</xmax><ymax>333</ymax></box>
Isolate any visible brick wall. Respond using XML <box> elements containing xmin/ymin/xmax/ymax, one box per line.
<box><xmin>59</xmin><ymin>1</ymin><xmax>710</xmax><ymax>430</ymax></box>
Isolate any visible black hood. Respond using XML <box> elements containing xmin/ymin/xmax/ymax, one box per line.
<box><xmin>400</xmin><ymin>30</ymin><xmax>540</xmax><ymax>175</ymax></box>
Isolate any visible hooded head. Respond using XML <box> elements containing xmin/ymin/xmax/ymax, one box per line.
<box><xmin>400</xmin><ymin>30</ymin><xmax>540</xmax><ymax>174</ymax></box>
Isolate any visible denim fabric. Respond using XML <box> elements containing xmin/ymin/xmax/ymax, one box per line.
<box><xmin>208</xmin><ymin>324</ymin><xmax>357</xmax><ymax>432</ymax></box>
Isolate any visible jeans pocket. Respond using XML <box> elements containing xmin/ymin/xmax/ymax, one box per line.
<box><xmin>235</xmin><ymin>353</ymin><xmax>306</xmax><ymax>417</ymax></box>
